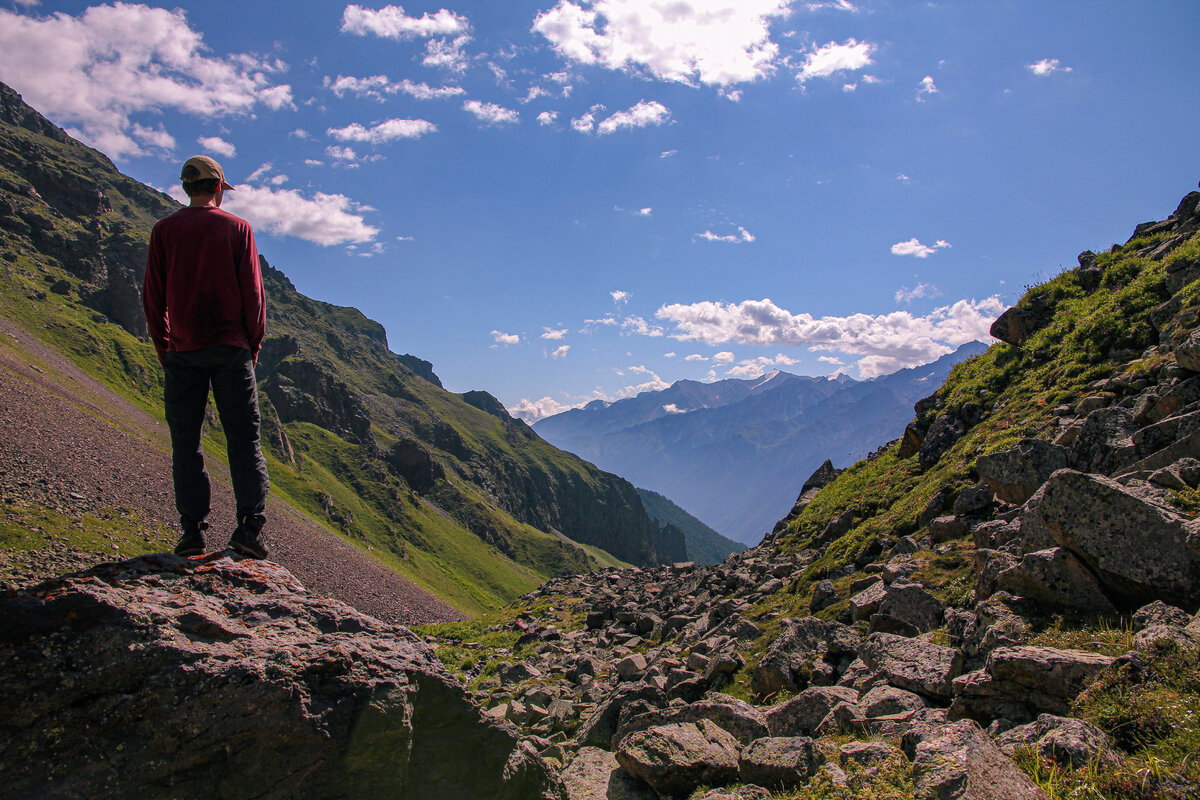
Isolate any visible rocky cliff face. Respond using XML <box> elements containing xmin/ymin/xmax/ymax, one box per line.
<box><xmin>0</xmin><ymin>554</ymin><xmax>564</xmax><ymax>799</ymax></box>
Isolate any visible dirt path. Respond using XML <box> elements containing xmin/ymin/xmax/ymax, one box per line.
<box><xmin>0</xmin><ymin>315</ymin><xmax>464</xmax><ymax>625</ymax></box>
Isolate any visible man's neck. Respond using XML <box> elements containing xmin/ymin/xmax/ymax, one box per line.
<box><xmin>188</xmin><ymin>194</ymin><xmax>221</xmax><ymax>209</ymax></box>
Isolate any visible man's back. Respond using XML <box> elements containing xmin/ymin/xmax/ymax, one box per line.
<box><xmin>144</xmin><ymin>205</ymin><xmax>264</xmax><ymax>358</ymax></box>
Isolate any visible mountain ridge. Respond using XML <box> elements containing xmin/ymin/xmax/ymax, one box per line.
<box><xmin>535</xmin><ymin>341</ymin><xmax>988</xmax><ymax>544</ymax></box>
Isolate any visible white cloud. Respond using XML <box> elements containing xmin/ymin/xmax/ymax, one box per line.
<box><xmin>424</xmin><ymin>34</ymin><xmax>472</xmax><ymax>72</ymax></box>
<box><xmin>818</xmin><ymin>355</ymin><xmax>844</xmax><ymax>365</ymax></box>
<box><xmin>463</xmin><ymin>100</ymin><xmax>519</xmax><ymax>125</ymax></box>
<box><xmin>804</xmin><ymin>0</ymin><xmax>857</xmax><ymax>10</ymax></box>
<box><xmin>684</xmin><ymin>354</ymin><xmax>707</xmax><ymax>362</ymax></box>
<box><xmin>401</xmin><ymin>79</ymin><xmax>466</xmax><ymax>99</ymax></box>
<box><xmin>327</xmin><ymin>118</ymin><xmax>437</xmax><ymax>143</ymax></box>
<box><xmin>622</xmin><ymin>365</ymin><xmax>670</xmax><ymax>395</ymax></box>
<box><xmin>896</xmin><ymin>173</ymin><xmax>911</xmax><ymax>183</ymax></box>
<box><xmin>894</xmin><ymin>282</ymin><xmax>942</xmax><ymax>304</ymax></box>
<box><xmin>661</xmin><ymin>149</ymin><xmax>678</xmax><ymax>158</ymax></box>
<box><xmin>697</xmin><ymin>226</ymin><xmax>755</xmax><ymax>243</ymax></box>
<box><xmin>635</xmin><ymin>207</ymin><xmax>653</xmax><ymax>217</ymax></box>
<box><xmin>304</xmin><ymin>158</ymin><xmax>324</xmax><ymax>167</ymax></box>
<box><xmin>664</xmin><ymin>352</ymin><xmax>676</xmax><ymax>358</ymax></box>
<box><xmin>713</xmin><ymin>351</ymin><xmax>735</xmax><ymax>363</ymax></box>
<box><xmin>491</xmin><ymin>330</ymin><xmax>520</xmax><ymax>345</ymax></box>
<box><xmin>653</xmin><ymin>296</ymin><xmax>1005</xmax><ymax>377</ymax></box>
<box><xmin>796</xmin><ymin>38</ymin><xmax>874</xmax><ymax>83</ymax></box>
<box><xmin>205</xmin><ymin>185</ymin><xmax>379</xmax><ymax>247</ymax></box>
<box><xmin>622</xmin><ymin>316</ymin><xmax>664</xmax><ymax>337</ymax></box>
<box><xmin>1027</xmin><ymin>58</ymin><xmax>1072</xmax><ymax>77</ymax></box>
<box><xmin>246</xmin><ymin>163</ymin><xmax>273</xmax><ymax>183</ymax></box>
<box><xmin>597</xmin><ymin>100</ymin><xmax>670</xmax><ymax>134</ymax></box>
<box><xmin>727</xmin><ymin>363</ymin><xmax>764</xmax><ymax>378</ymax></box>
<box><xmin>340</xmin><ymin>5</ymin><xmax>468</xmax><ymax>39</ymax></box>
<box><xmin>891</xmin><ymin>238</ymin><xmax>951</xmax><ymax>258</ymax></box>
<box><xmin>542</xmin><ymin>327</ymin><xmax>568</xmax><ymax>339</ymax></box>
<box><xmin>551</xmin><ymin>345</ymin><xmax>571</xmax><ymax>359</ymax></box>
<box><xmin>508</xmin><ymin>395</ymin><xmax>585</xmax><ymax>423</ymax></box>
<box><xmin>326</xmin><ymin>145</ymin><xmax>359</xmax><ymax>161</ymax></box>
<box><xmin>917</xmin><ymin>75</ymin><xmax>938</xmax><ymax>97</ymax></box>
<box><xmin>326</xmin><ymin>74</ymin><xmax>394</xmax><ymax>99</ymax></box>
<box><xmin>662</xmin><ymin>403</ymin><xmax>687</xmax><ymax>414</ymax></box>
<box><xmin>290</xmin><ymin>129</ymin><xmax>312</xmax><ymax>140</ymax></box>
<box><xmin>571</xmin><ymin>111</ymin><xmax>597</xmax><ymax>133</ymax></box>
<box><xmin>196</xmin><ymin>136</ymin><xmax>235</xmax><ymax>158</ymax></box>
<box><xmin>537</xmin><ymin>110</ymin><xmax>559</xmax><ymax>125</ymax></box>
<box><xmin>611</xmin><ymin>290</ymin><xmax>631</xmax><ymax>304</ymax></box>
<box><xmin>0</xmin><ymin>4</ymin><xmax>293</xmax><ymax>158</ymax></box>
<box><xmin>533</xmin><ymin>0</ymin><xmax>791</xmax><ymax>88</ymax></box>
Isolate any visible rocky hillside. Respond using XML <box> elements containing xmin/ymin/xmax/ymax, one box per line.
<box><xmin>419</xmin><ymin>190</ymin><xmax>1200</xmax><ymax>799</ymax></box>
<box><xmin>535</xmin><ymin>343</ymin><xmax>986</xmax><ymax>544</ymax></box>
<box><xmin>0</xmin><ymin>80</ymin><xmax>685</xmax><ymax>614</ymax></box>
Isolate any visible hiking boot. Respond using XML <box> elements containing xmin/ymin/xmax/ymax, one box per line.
<box><xmin>229</xmin><ymin>525</ymin><xmax>268</xmax><ymax>559</ymax></box>
<box><xmin>174</xmin><ymin>523</ymin><xmax>207</xmax><ymax>557</ymax></box>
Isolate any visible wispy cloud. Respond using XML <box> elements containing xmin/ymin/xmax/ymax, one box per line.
<box><xmin>196</xmin><ymin>136</ymin><xmax>235</xmax><ymax>158</ymax></box>
<box><xmin>491</xmin><ymin>330</ymin><xmax>520</xmax><ymax>345</ymax></box>
<box><xmin>697</xmin><ymin>226</ymin><xmax>755</xmax><ymax>243</ymax></box>
<box><xmin>533</xmin><ymin>0</ymin><xmax>791</xmax><ymax>88</ymax></box>
<box><xmin>541</xmin><ymin>327</ymin><xmax>568</xmax><ymax>340</ymax></box>
<box><xmin>891</xmin><ymin>238</ymin><xmax>951</xmax><ymax>258</ymax></box>
<box><xmin>611</xmin><ymin>290</ymin><xmax>631</xmax><ymax>304</ymax></box>
<box><xmin>551</xmin><ymin>345</ymin><xmax>571</xmax><ymax>359</ymax></box>
<box><xmin>652</xmin><ymin>296</ymin><xmax>1005</xmax><ymax>377</ymax></box>
<box><xmin>894</xmin><ymin>282</ymin><xmax>942</xmax><ymax>303</ymax></box>
<box><xmin>916</xmin><ymin>75</ymin><xmax>938</xmax><ymax>98</ymax></box>
<box><xmin>341</xmin><ymin>5</ymin><xmax>468</xmax><ymax>39</ymax></box>
<box><xmin>424</xmin><ymin>35</ymin><xmax>472</xmax><ymax>72</ymax></box>
<box><xmin>325</xmin><ymin>74</ymin><xmax>464</xmax><ymax>101</ymax></box>
<box><xmin>1027</xmin><ymin>58</ymin><xmax>1073</xmax><ymax>77</ymax></box>
<box><xmin>0</xmin><ymin>4</ymin><xmax>292</xmax><ymax>158</ymax></box>
<box><xmin>796</xmin><ymin>38</ymin><xmax>874</xmax><ymax>83</ymax></box>
<box><xmin>327</xmin><ymin>118</ymin><xmax>436</xmax><ymax>143</ymax></box>
<box><xmin>463</xmin><ymin>100</ymin><xmax>519</xmax><ymax>125</ymax></box>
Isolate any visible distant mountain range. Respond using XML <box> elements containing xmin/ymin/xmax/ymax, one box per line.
<box><xmin>534</xmin><ymin>342</ymin><xmax>988</xmax><ymax>544</ymax></box>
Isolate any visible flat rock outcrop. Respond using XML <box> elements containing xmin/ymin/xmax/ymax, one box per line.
<box><xmin>0</xmin><ymin>554</ymin><xmax>563</xmax><ymax>800</ymax></box>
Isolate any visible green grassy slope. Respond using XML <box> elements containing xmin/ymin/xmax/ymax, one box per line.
<box><xmin>637</xmin><ymin>487</ymin><xmax>746</xmax><ymax>564</ymax></box>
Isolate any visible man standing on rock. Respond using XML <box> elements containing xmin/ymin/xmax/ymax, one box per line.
<box><xmin>142</xmin><ymin>155</ymin><xmax>270</xmax><ymax>559</ymax></box>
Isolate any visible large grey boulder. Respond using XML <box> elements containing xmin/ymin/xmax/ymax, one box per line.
<box><xmin>995</xmin><ymin>548</ymin><xmax>1117</xmax><ymax>614</ymax></box>
<box><xmin>1069</xmin><ymin>408</ymin><xmax>1139</xmax><ymax>475</ymax></box>
<box><xmin>1033</xmin><ymin>469</ymin><xmax>1200</xmax><ymax>608</ymax></box>
<box><xmin>615</xmin><ymin>720</ymin><xmax>740</xmax><ymax>798</ymax></box>
<box><xmin>737</xmin><ymin>737</ymin><xmax>823</xmax><ymax>790</ymax></box>
<box><xmin>856</xmin><ymin>632</ymin><xmax>963</xmax><ymax>701</ymax></box>
<box><xmin>611</xmin><ymin>698</ymin><xmax>768</xmax><ymax>750</ymax></box>
<box><xmin>560</xmin><ymin>748</ymin><xmax>657</xmax><ymax>800</ymax></box>
<box><xmin>950</xmin><ymin>646</ymin><xmax>1115</xmax><ymax>724</ymax></box>
<box><xmin>995</xmin><ymin>714</ymin><xmax>1121</xmax><ymax>769</ymax></box>
<box><xmin>912</xmin><ymin>720</ymin><xmax>1049</xmax><ymax>800</ymax></box>
<box><xmin>751</xmin><ymin>617</ymin><xmax>859</xmax><ymax>695</ymax></box>
<box><xmin>976</xmin><ymin>439</ymin><xmax>1070</xmax><ymax>505</ymax></box>
<box><xmin>0</xmin><ymin>554</ymin><xmax>564</xmax><ymax>800</ymax></box>
<box><xmin>874</xmin><ymin>582</ymin><xmax>945</xmax><ymax>633</ymax></box>
<box><xmin>764</xmin><ymin>686</ymin><xmax>859</xmax><ymax>737</ymax></box>
<box><xmin>990</xmin><ymin>306</ymin><xmax>1050</xmax><ymax>347</ymax></box>
<box><xmin>920</xmin><ymin>413</ymin><xmax>968</xmax><ymax>468</ymax></box>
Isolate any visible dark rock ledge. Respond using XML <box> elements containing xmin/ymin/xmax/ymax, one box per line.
<box><xmin>0</xmin><ymin>553</ymin><xmax>564</xmax><ymax>800</ymax></box>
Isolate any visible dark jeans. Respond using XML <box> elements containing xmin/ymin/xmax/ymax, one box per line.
<box><xmin>164</xmin><ymin>346</ymin><xmax>269</xmax><ymax>533</ymax></box>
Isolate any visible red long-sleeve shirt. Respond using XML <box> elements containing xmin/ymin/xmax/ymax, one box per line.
<box><xmin>142</xmin><ymin>206</ymin><xmax>265</xmax><ymax>364</ymax></box>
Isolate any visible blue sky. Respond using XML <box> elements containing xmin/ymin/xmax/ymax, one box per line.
<box><xmin>2</xmin><ymin>1</ymin><xmax>1198</xmax><ymax>421</ymax></box>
